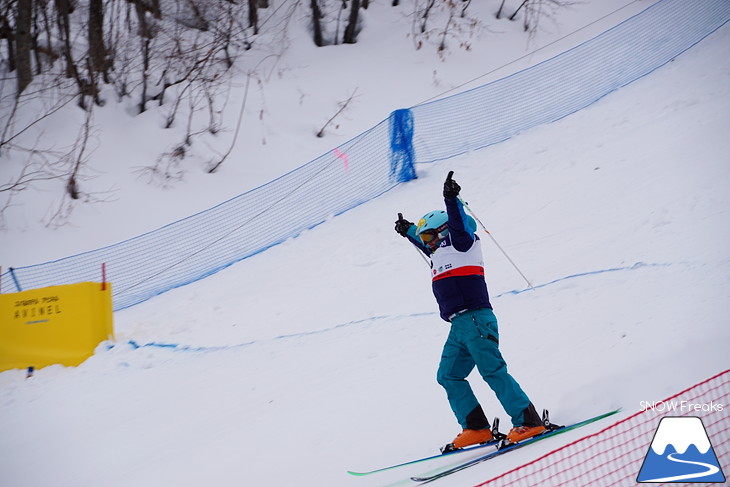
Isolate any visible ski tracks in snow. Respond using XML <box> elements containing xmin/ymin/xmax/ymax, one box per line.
<box><xmin>113</xmin><ymin>261</ymin><xmax>670</xmax><ymax>355</ymax></box>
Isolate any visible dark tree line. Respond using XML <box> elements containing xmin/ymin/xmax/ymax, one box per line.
<box><xmin>0</xmin><ymin>0</ymin><xmax>265</xmax><ymax>221</ymax></box>
<box><xmin>1</xmin><ymin>0</ymin><xmax>573</xmax><ymax>104</ymax></box>
<box><xmin>0</xmin><ymin>1</ymin><xmax>562</xmax><ymax>107</ymax></box>
<box><xmin>0</xmin><ymin>0</ymin><xmax>266</xmax><ymax>108</ymax></box>
<box><xmin>310</xmin><ymin>0</ymin><xmax>365</xmax><ymax>46</ymax></box>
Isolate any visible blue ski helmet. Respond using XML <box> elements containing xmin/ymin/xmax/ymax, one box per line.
<box><xmin>417</xmin><ymin>210</ymin><xmax>449</xmax><ymax>247</ymax></box>
<box><xmin>416</xmin><ymin>210</ymin><xmax>477</xmax><ymax>248</ymax></box>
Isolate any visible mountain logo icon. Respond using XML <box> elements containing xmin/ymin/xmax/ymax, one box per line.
<box><xmin>637</xmin><ymin>416</ymin><xmax>726</xmax><ymax>483</ymax></box>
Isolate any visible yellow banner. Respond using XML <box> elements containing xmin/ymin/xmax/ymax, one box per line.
<box><xmin>0</xmin><ymin>282</ymin><xmax>114</xmax><ymax>372</ymax></box>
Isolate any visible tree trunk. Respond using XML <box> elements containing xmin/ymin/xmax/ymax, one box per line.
<box><xmin>343</xmin><ymin>0</ymin><xmax>360</xmax><ymax>44</ymax></box>
<box><xmin>510</xmin><ymin>0</ymin><xmax>530</xmax><ymax>21</ymax></box>
<box><xmin>88</xmin><ymin>0</ymin><xmax>109</xmax><ymax>78</ymax></box>
<box><xmin>15</xmin><ymin>0</ymin><xmax>33</xmax><ymax>95</ymax></box>
<box><xmin>496</xmin><ymin>0</ymin><xmax>506</xmax><ymax>19</ymax></box>
<box><xmin>133</xmin><ymin>0</ymin><xmax>152</xmax><ymax>113</ymax></box>
<box><xmin>460</xmin><ymin>0</ymin><xmax>471</xmax><ymax>18</ymax></box>
<box><xmin>1</xmin><ymin>11</ymin><xmax>17</xmax><ymax>73</ymax></box>
<box><xmin>310</xmin><ymin>0</ymin><xmax>323</xmax><ymax>47</ymax></box>
<box><xmin>248</xmin><ymin>0</ymin><xmax>259</xmax><ymax>34</ymax></box>
<box><xmin>420</xmin><ymin>0</ymin><xmax>435</xmax><ymax>33</ymax></box>
<box><xmin>31</xmin><ymin>5</ymin><xmax>42</xmax><ymax>74</ymax></box>
<box><xmin>55</xmin><ymin>0</ymin><xmax>78</xmax><ymax>80</ymax></box>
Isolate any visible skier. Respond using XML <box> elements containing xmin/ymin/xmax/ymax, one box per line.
<box><xmin>394</xmin><ymin>171</ymin><xmax>546</xmax><ymax>452</ymax></box>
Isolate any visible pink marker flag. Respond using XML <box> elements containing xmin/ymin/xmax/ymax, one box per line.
<box><xmin>334</xmin><ymin>148</ymin><xmax>349</xmax><ymax>171</ymax></box>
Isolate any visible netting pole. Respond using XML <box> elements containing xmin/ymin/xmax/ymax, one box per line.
<box><xmin>389</xmin><ymin>109</ymin><xmax>417</xmax><ymax>183</ymax></box>
<box><xmin>101</xmin><ymin>263</ymin><xmax>107</xmax><ymax>291</ymax></box>
<box><xmin>9</xmin><ymin>267</ymin><xmax>22</xmax><ymax>292</ymax></box>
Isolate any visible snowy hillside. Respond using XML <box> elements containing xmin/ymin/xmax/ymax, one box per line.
<box><xmin>3</xmin><ymin>0</ymin><xmax>658</xmax><ymax>266</ymax></box>
<box><xmin>1</xmin><ymin>2</ymin><xmax>729</xmax><ymax>487</ymax></box>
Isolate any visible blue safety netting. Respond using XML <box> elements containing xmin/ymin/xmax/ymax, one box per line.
<box><xmin>2</xmin><ymin>0</ymin><xmax>728</xmax><ymax>310</ymax></box>
<box><xmin>409</xmin><ymin>0</ymin><xmax>730</xmax><ymax>162</ymax></box>
<box><xmin>2</xmin><ymin>118</ymin><xmax>403</xmax><ymax>309</ymax></box>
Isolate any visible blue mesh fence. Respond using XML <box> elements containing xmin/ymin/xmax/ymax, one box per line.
<box><xmin>2</xmin><ymin>0</ymin><xmax>728</xmax><ymax>310</ymax></box>
<box><xmin>1</xmin><ymin>119</ymin><xmax>402</xmax><ymax>309</ymax></box>
<box><xmin>410</xmin><ymin>0</ymin><xmax>730</xmax><ymax>162</ymax></box>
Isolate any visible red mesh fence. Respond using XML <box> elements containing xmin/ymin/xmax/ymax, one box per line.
<box><xmin>475</xmin><ymin>369</ymin><xmax>730</xmax><ymax>487</ymax></box>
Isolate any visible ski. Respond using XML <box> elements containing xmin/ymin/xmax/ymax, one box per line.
<box><xmin>410</xmin><ymin>409</ymin><xmax>621</xmax><ymax>484</ymax></box>
<box><xmin>347</xmin><ymin>418</ymin><xmax>506</xmax><ymax>476</ymax></box>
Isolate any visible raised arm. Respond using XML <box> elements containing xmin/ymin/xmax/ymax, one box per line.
<box><xmin>443</xmin><ymin>172</ymin><xmax>475</xmax><ymax>252</ymax></box>
<box><xmin>395</xmin><ymin>213</ymin><xmax>431</xmax><ymax>256</ymax></box>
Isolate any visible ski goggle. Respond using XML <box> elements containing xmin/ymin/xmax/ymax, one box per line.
<box><xmin>419</xmin><ymin>229</ymin><xmax>439</xmax><ymax>243</ymax></box>
<box><xmin>419</xmin><ymin>224</ymin><xmax>448</xmax><ymax>243</ymax></box>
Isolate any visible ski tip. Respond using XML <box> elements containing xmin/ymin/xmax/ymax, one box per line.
<box><xmin>346</xmin><ymin>470</ymin><xmax>368</xmax><ymax>477</ymax></box>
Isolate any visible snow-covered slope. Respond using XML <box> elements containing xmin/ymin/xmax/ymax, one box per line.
<box><xmin>2</xmin><ymin>0</ymin><xmax>657</xmax><ymax>267</ymax></box>
<box><xmin>1</xmin><ymin>5</ymin><xmax>729</xmax><ymax>487</ymax></box>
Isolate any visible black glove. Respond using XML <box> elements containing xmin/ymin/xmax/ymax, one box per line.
<box><xmin>394</xmin><ymin>213</ymin><xmax>413</xmax><ymax>237</ymax></box>
<box><xmin>443</xmin><ymin>171</ymin><xmax>461</xmax><ymax>199</ymax></box>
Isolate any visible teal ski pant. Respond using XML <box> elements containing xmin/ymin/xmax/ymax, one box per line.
<box><xmin>436</xmin><ymin>308</ymin><xmax>531</xmax><ymax>429</ymax></box>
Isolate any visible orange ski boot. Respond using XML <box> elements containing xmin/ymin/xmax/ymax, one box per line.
<box><xmin>442</xmin><ymin>428</ymin><xmax>494</xmax><ymax>453</ymax></box>
<box><xmin>506</xmin><ymin>425</ymin><xmax>547</xmax><ymax>444</ymax></box>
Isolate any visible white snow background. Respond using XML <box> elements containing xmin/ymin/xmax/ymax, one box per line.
<box><xmin>1</xmin><ymin>1</ymin><xmax>729</xmax><ymax>486</ymax></box>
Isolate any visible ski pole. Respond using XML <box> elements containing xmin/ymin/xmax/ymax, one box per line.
<box><xmin>413</xmin><ymin>245</ymin><xmax>431</xmax><ymax>267</ymax></box>
<box><xmin>457</xmin><ymin>196</ymin><xmax>533</xmax><ymax>289</ymax></box>
<box><xmin>399</xmin><ymin>213</ymin><xmax>431</xmax><ymax>267</ymax></box>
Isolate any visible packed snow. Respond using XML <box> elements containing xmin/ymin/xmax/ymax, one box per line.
<box><xmin>1</xmin><ymin>1</ymin><xmax>729</xmax><ymax>486</ymax></box>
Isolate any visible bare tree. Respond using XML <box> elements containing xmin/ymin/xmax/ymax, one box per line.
<box><xmin>15</xmin><ymin>0</ymin><xmax>33</xmax><ymax>95</ymax></box>
<box><xmin>208</xmin><ymin>73</ymin><xmax>252</xmax><ymax>173</ymax></box>
<box><xmin>510</xmin><ymin>0</ymin><xmax>529</xmax><ymax>22</ymax></box>
<box><xmin>55</xmin><ymin>0</ymin><xmax>76</xmax><ymax>79</ymax></box>
<box><xmin>496</xmin><ymin>0</ymin><xmax>507</xmax><ymax>19</ymax></box>
<box><xmin>87</xmin><ymin>0</ymin><xmax>109</xmax><ymax>81</ymax></box>
<box><xmin>438</xmin><ymin>6</ymin><xmax>453</xmax><ymax>52</ymax></box>
<box><xmin>420</xmin><ymin>0</ymin><xmax>436</xmax><ymax>33</ymax></box>
<box><xmin>317</xmin><ymin>87</ymin><xmax>358</xmax><ymax>137</ymax></box>
<box><xmin>248</xmin><ymin>0</ymin><xmax>259</xmax><ymax>34</ymax></box>
<box><xmin>506</xmin><ymin>0</ymin><xmax>575</xmax><ymax>38</ymax></box>
<box><xmin>0</xmin><ymin>3</ymin><xmax>17</xmax><ymax>72</ymax></box>
<box><xmin>2</xmin><ymin>0</ymin><xmax>252</xmax><ymax>224</ymax></box>
<box><xmin>310</xmin><ymin>0</ymin><xmax>324</xmax><ymax>46</ymax></box>
<box><xmin>5</xmin><ymin>0</ymin><xmax>546</xmax><ymax>227</ymax></box>
<box><xmin>411</xmin><ymin>0</ymin><xmax>480</xmax><ymax>54</ymax></box>
<box><xmin>132</xmin><ymin>0</ymin><xmax>157</xmax><ymax>113</ymax></box>
<box><xmin>460</xmin><ymin>0</ymin><xmax>471</xmax><ymax>18</ymax></box>
<box><xmin>343</xmin><ymin>0</ymin><xmax>360</xmax><ymax>44</ymax></box>
<box><xmin>66</xmin><ymin>102</ymin><xmax>94</xmax><ymax>200</ymax></box>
